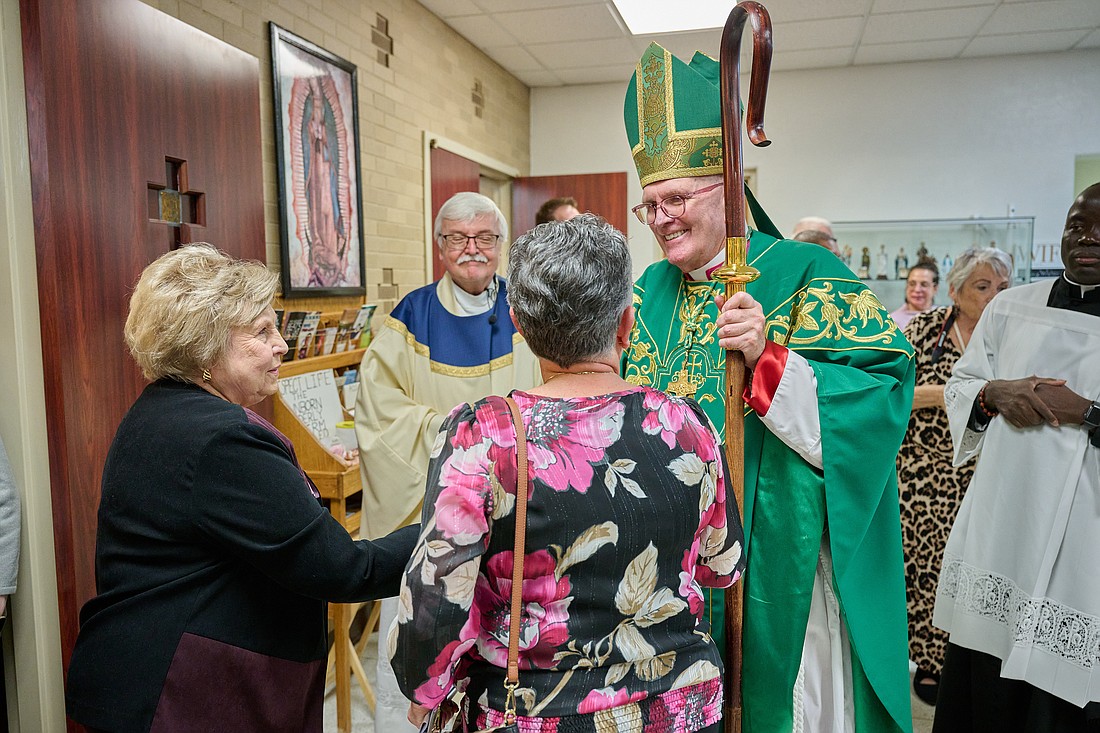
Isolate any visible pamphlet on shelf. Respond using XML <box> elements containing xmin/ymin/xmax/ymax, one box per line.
<box><xmin>277</xmin><ymin>368</ymin><xmax>345</xmax><ymax>445</ymax></box>
<box><xmin>334</xmin><ymin>307</ymin><xmax>359</xmax><ymax>353</ymax></box>
<box><xmin>294</xmin><ymin>311</ymin><xmax>321</xmax><ymax>360</ymax></box>
<box><xmin>281</xmin><ymin>311</ymin><xmax>307</xmax><ymax>361</ymax></box>
<box><xmin>316</xmin><ymin>326</ymin><xmax>337</xmax><ymax>356</ymax></box>
<box><xmin>342</xmin><ymin>381</ymin><xmax>359</xmax><ymax>411</ymax></box>
<box><xmin>349</xmin><ymin>304</ymin><xmax>377</xmax><ymax>350</ymax></box>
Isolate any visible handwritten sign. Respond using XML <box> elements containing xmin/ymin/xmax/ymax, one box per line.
<box><xmin>278</xmin><ymin>369</ymin><xmax>345</xmax><ymax>443</ymax></box>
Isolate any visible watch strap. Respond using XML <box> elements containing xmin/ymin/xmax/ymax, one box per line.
<box><xmin>1083</xmin><ymin>400</ymin><xmax>1100</xmax><ymax>429</ymax></box>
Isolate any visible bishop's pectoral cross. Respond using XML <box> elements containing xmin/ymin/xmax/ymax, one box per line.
<box><xmin>148</xmin><ymin>157</ymin><xmax>204</xmax><ymax>249</ymax></box>
<box><xmin>668</xmin><ymin>351</ymin><xmax>704</xmax><ymax>398</ymax></box>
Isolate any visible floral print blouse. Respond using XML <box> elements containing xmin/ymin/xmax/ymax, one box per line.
<box><xmin>390</xmin><ymin>386</ymin><xmax>746</xmax><ymax>732</ymax></box>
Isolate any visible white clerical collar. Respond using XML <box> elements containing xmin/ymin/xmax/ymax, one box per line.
<box><xmin>1063</xmin><ymin>273</ymin><xmax>1099</xmax><ymax>297</ymax></box>
<box><xmin>451</xmin><ymin>276</ymin><xmax>496</xmax><ymax>316</ymax></box>
<box><xmin>685</xmin><ymin>250</ymin><xmax>727</xmax><ymax>282</ymax></box>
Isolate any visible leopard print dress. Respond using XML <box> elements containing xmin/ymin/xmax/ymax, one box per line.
<box><xmin>896</xmin><ymin>307</ymin><xmax>976</xmax><ymax>676</ymax></box>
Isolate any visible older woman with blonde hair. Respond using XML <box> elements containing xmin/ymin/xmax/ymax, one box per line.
<box><xmin>896</xmin><ymin>246</ymin><xmax>1013</xmax><ymax>706</ymax></box>
<box><xmin>65</xmin><ymin>243</ymin><xmax>417</xmax><ymax>733</ymax></box>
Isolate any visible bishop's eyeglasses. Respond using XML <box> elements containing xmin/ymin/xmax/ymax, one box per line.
<box><xmin>438</xmin><ymin>233</ymin><xmax>502</xmax><ymax>251</ymax></box>
<box><xmin>631</xmin><ymin>182</ymin><xmax>724</xmax><ymax>225</ymax></box>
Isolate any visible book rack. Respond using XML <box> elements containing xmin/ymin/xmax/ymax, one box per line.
<box><xmin>272</xmin><ymin>330</ymin><xmax>374</xmax><ymax>733</ymax></box>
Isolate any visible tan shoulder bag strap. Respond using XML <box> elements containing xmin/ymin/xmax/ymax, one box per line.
<box><xmin>502</xmin><ymin>397</ymin><xmax>527</xmax><ymax>723</ymax></box>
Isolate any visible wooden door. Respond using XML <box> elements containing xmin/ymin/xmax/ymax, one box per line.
<box><xmin>429</xmin><ymin>146</ymin><xmax>480</xmax><ymax>280</ymax></box>
<box><xmin>20</xmin><ymin>0</ymin><xmax>265</xmax><ymax>691</ymax></box>
<box><xmin>512</xmin><ymin>172</ymin><xmax>629</xmax><ymax>239</ymax></box>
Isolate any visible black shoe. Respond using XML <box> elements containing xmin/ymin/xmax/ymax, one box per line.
<box><xmin>913</xmin><ymin>667</ymin><xmax>939</xmax><ymax>706</ymax></box>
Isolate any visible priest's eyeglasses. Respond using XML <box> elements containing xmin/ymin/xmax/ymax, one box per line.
<box><xmin>631</xmin><ymin>182</ymin><xmax>724</xmax><ymax>225</ymax></box>
<box><xmin>438</xmin><ymin>233</ymin><xmax>502</xmax><ymax>251</ymax></box>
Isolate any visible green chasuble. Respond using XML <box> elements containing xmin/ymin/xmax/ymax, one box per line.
<box><xmin>623</xmin><ymin>231</ymin><xmax>915</xmax><ymax>733</ymax></box>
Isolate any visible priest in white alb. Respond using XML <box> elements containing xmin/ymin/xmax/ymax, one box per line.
<box><xmin>354</xmin><ymin>191</ymin><xmax>540</xmax><ymax>731</ymax></box>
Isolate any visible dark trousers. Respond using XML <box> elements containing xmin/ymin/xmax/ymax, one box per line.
<box><xmin>933</xmin><ymin>642</ymin><xmax>1100</xmax><ymax>733</ymax></box>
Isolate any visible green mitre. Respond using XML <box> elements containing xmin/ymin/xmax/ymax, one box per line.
<box><xmin>624</xmin><ymin>42</ymin><xmax>782</xmax><ymax>239</ymax></box>
<box><xmin>625</xmin><ymin>43</ymin><xmax>724</xmax><ymax>187</ymax></box>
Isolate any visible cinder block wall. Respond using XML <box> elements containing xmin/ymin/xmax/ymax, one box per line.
<box><xmin>143</xmin><ymin>0</ymin><xmax>530</xmax><ymax>312</ymax></box>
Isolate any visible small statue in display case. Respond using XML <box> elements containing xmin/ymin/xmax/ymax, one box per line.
<box><xmin>876</xmin><ymin>244</ymin><xmax>889</xmax><ymax>280</ymax></box>
<box><xmin>842</xmin><ymin>244</ymin><xmax>853</xmax><ymax>268</ymax></box>
<box><xmin>916</xmin><ymin>241</ymin><xmax>933</xmax><ymax>265</ymax></box>
<box><xmin>941</xmin><ymin>251</ymin><xmax>954</xmax><ymax>273</ymax></box>
<box><xmin>895</xmin><ymin>247</ymin><xmax>909</xmax><ymax>279</ymax></box>
<box><xmin>858</xmin><ymin>247</ymin><xmax>871</xmax><ymax>279</ymax></box>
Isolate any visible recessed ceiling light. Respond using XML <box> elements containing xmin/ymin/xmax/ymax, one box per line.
<box><xmin>610</xmin><ymin>0</ymin><xmax>733</xmax><ymax>36</ymax></box>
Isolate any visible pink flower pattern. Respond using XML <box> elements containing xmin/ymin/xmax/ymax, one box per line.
<box><xmin>522</xmin><ymin>397</ymin><xmax>625</xmax><ymax>493</ymax></box>
<box><xmin>474</xmin><ymin>549</ymin><xmax>573</xmax><ymax>670</ymax></box>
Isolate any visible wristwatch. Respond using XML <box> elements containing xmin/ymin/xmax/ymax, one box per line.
<box><xmin>1083</xmin><ymin>401</ymin><xmax>1100</xmax><ymax>430</ymax></box>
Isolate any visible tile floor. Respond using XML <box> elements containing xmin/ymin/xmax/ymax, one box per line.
<box><xmin>323</xmin><ymin>635</ymin><xmax>937</xmax><ymax>732</ymax></box>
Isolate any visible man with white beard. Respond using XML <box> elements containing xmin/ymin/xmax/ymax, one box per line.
<box><xmin>354</xmin><ymin>191</ymin><xmax>540</xmax><ymax>730</ymax></box>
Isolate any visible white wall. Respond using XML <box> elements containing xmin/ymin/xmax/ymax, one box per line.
<box><xmin>531</xmin><ymin>49</ymin><xmax>1100</xmax><ymax>274</ymax></box>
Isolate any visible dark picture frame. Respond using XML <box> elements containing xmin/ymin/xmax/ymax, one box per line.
<box><xmin>270</xmin><ymin>23</ymin><xmax>366</xmax><ymax>297</ymax></box>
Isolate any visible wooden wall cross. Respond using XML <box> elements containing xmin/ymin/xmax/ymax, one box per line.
<box><xmin>147</xmin><ymin>156</ymin><xmax>205</xmax><ymax>248</ymax></box>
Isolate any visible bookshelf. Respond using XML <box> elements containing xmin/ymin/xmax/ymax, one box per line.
<box><xmin>272</xmin><ymin>318</ymin><xmax>374</xmax><ymax>733</ymax></box>
<box><xmin>279</xmin><ymin>348</ymin><xmax>366</xmax><ymax>378</ymax></box>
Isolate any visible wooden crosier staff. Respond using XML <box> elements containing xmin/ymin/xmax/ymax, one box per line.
<box><xmin>710</xmin><ymin>2</ymin><xmax>772</xmax><ymax>731</ymax></box>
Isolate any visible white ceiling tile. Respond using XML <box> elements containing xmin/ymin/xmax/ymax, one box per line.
<box><xmin>639</xmin><ymin>30</ymin><xmax>722</xmax><ymax>60</ymax></box>
<box><xmin>443</xmin><ymin>14</ymin><xmax>518</xmax><ymax>47</ymax></box>
<box><xmin>555</xmin><ymin>63</ymin><xmax>640</xmax><ymax>86</ymax></box>
<box><xmin>514</xmin><ymin>69</ymin><xmax>568</xmax><ymax>87</ymax></box>
<box><xmin>474</xmin><ymin>0</ymin><xmax>607</xmax><ymax>11</ymax></box>
<box><xmin>863</xmin><ymin>6</ymin><xmax>993</xmax><ymax>44</ymax></box>
<box><xmin>854</xmin><ymin>37</ymin><xmax>970</xmax><ymax>65</ymax></box>
<box><xmin>871</xmin><ymin>0</ymin><xmax>995</xmax><ymax>12</ymax></box>
<box><xmin>417</xmin><ymin>0</ymin><xmax>482</xmax><ymax>19</ymax></box>
<box><xmin>1077</xmin><ymin>28</ymin><xmax>1100</xmax><ymax>47</ymax></box>
<box><xmin>759</xmin><ymin>0</ymin><xmax>872</xmax><ymax>23</ymax></box>
<box><xmin>482</xmin><ymin>45</ymin><xmax>545</xmax><ymax>72</ymax></box>
<box><xmin>492</xmin><ymin>5</ymin><xmax>623</xmax><ymax>43</ymax></box>
<box><xmin>417</xmin><ymin>1</ymin><xmax>1098</xmax><ymax>91</ymax></box>
<box><xmin>982</xmin><ymin>0</ymin><xmax>1100</xmax><ymax>35</ymax></box>
<box><xmin>962</xmin><ymin>28</ymin><xmax>1092</xmax><ymax>56</ymax></box>
<box><xmin>772</xmin><ymin>16</ymin><xmax>868</xmax><ymax>50</ymax></box>
<box><xmin>770</xmin><ymin>46</ymin><xmax>856</xmax><ymax>71</ymax></box>
<box><xmin>526</xmin><ymin>37</ymin><xmax>638</xmax><ymax>69</ymax></box>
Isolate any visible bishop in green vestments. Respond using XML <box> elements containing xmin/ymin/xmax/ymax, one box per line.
<box><xmin>621</xmin><ymin>43</ymin><xmax>915</xmax><ymax>733</ymax></box>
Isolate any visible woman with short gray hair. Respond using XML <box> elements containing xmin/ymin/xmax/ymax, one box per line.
<box><xmin>392</xmin><ymin>214</ymin><xmax>745</xmax><ymax>733</ymax></box>
<box><xmin>507</xmin><ymin>214</ymin><xmax>632</xmax><ymax>368</ymax></box>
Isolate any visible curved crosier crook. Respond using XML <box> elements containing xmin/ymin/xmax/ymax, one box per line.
<box><xmin>721</xmin><ymin>0</ymin><xmax>773</xmax><ymax>242</ymax></box>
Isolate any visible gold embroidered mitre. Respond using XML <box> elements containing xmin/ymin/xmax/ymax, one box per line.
<box><xmin>624</xmin><ymin>43</ymin><xmax>725</xmax><ymax>187</ymax></box>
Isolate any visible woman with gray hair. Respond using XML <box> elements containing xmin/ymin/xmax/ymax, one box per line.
<box><xmin>65</xmin><ymin>244</ymin><xmax>417</xmax><ymax>732</ymax></box>
<box><xmin>391</xmin><ymin>214</ymin><xmax>745</xmax><ymax>732</ymax></box>
<box><xmin>896</xmin><ymin>246</ymin><xmax>1012</xmax><ymax>706</ymax></box>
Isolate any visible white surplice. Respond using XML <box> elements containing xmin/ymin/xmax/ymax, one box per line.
<box><xmin>936</xmin><ymin>280</ymin><xmax>1100</xmax><ymax>706</ymax></box>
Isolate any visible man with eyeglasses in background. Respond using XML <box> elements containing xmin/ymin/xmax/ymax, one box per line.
<box><xmin>621</xmin><ymin>43</ymin><xmax>915</xmax><ymax>733</ymax></box>
<box><xmin>354</xmin><ymin>191</ymin><xmax>540</xmax><ymax>731</ymax></box>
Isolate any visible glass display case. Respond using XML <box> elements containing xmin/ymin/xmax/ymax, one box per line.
<box><xmin>831</xmin><ymin>217</ymin><xmax>1034</xmax><ymax>311</ymax></box>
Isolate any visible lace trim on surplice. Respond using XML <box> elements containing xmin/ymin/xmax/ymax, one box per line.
<box><xmin>939</xmin><ymin>555</ymin><xmax>1100</xmax><ymax>670</ymax></box>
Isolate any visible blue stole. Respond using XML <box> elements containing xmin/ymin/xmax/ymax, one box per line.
<box><xmin>389</xmin><ymin>278</ymin><xmax>517</xmax><ymax>369</ymax></box>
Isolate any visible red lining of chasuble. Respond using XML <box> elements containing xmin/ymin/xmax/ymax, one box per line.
<box><xmin>743</xmin><ymin>340</ymin><xmax>788</xmax><ymax>416</ymax></box>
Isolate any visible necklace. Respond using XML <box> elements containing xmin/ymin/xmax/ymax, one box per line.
<box><xmin>544</xmin><ymin>369</ymin><xmax>614</xmax><ymax>382</ymax></box>
<box><xmin>951</xmin><ymin>320</ymin><xmax>970</xmax><ymax>350</ymax></box>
